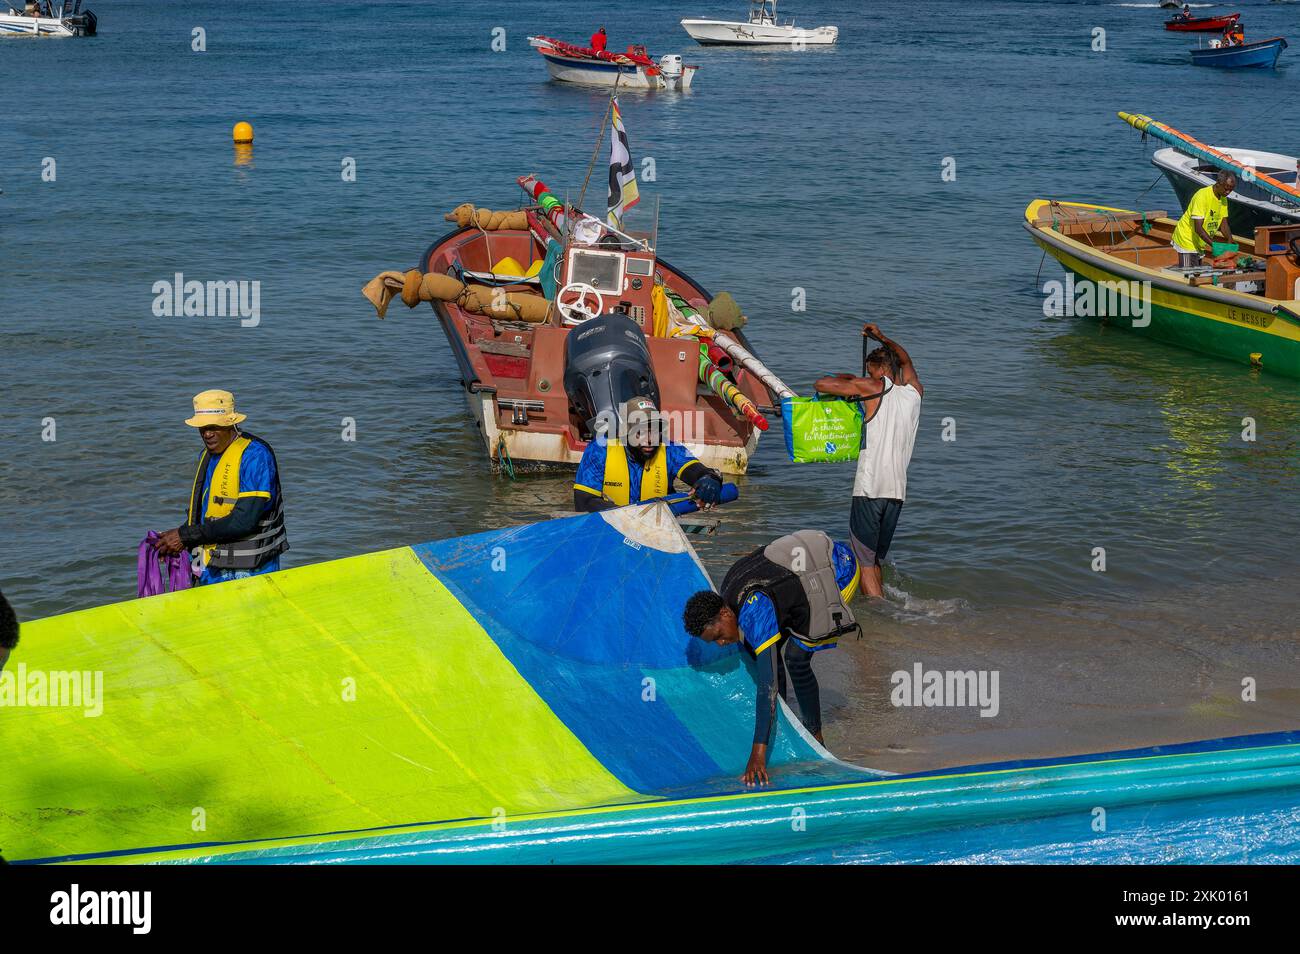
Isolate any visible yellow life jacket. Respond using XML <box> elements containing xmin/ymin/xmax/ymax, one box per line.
<box><xmin>601</xmin><ymin>441</ymin><xmax>669</xmax><ymax>506</ymax></box>
<box><xmin>650</xmin><ymin>282</ymin><xmax>671</xmax><ymax>338</ymax></box>
<box><xmin>186</xmin><ymin>434</ymin><xmax>286</xmax><ymax>570</ymax></box>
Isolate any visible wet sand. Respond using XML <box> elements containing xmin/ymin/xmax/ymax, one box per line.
<box><xmin>816</xmin><ymin>578</ymin><xmax>1300</xmax><ymax>774</ymax></box>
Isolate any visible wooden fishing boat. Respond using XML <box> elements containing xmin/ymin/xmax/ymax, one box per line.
<box><xmin>0</xmin><ymin>0</ymin><xmax>94</xmax><ymax>36</ymax></box>
<box><xmin>1024</xmin><ymin>200</ymin><xmax>1300</xmax><ymax>378</ymax></box>
<box><xmin>527</xmin><ymin>35</ymin><xmax>697</xmax><ymax>90</ymax></box>
<box><xmin>1164</xmin><ymin>13</ymin><xmax>1240</xmax><ymax>32</ymax></box>
<box><xmin>363</xmin><ymin>180</ymin><xmax>791</xmax><ymax>474</ymax></box>
<box><xmin>1190</xmin><ymin>36</ymin><xmax>1287</xmax><ymax>68</ymax></box>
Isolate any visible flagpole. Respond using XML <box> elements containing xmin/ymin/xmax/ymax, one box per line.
<box><xmin>576</xmin><ymin>74</ymin><xmax>621</xmax><ymax>217</ymax></box>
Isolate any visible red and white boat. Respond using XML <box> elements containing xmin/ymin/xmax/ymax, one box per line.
<box><xmin>527</xmin><ymin>35</ymin><xmax>698</xmax><ymax>90</ymax></box>
<box><xmin>1164</xmin><ymin>12</ymin><xmax>1241</xmax><ymax>32</ymax></box>
<box><xmin>363</xmin><ymin>178</ymin><xmax>788</xmax><ymax>475</ymax></box>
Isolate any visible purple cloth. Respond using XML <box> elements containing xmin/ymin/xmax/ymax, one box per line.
<box><xmin>138</xmin><ymin>532</ymin><xmax>194</xmax><ymax>598</ymax></box>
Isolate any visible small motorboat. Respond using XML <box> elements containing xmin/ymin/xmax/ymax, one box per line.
<box><xmin>1158</xmin><ymin>0</ymin><xmax>1181</xmax><ymax>8</ymax></box>
<box><xmin>528</xmin><ymin>35</ymin><xmax>697</xmax><ymax>90</ymax></box>
<box><xmin>1024</xmin><ymin>200</ymin><xmax>1300</xmax><ymax>378</ymax></box>
<box><xmin>1164</xmin><ymin>13</ymin><xmax>1240</xmax><ymax>32</ymax></box>
<box><xmin>1190</xmin><ymin>36</ymin><xmax>1288</xmax><ymax>68</ymax></box>
<box><xmin>0</xmin><ymin>0</ymin><xmax>95</xmax><ymax>36</ymax></box>
<box><xmin>362</xmin><ymin>178</ymin><xmax>790</xmax><ymax>474</ymax></box>
<box><xmin>681</xmin><ymin>0</ymin><xmax>837</xmax><ymax>47</ymax></box>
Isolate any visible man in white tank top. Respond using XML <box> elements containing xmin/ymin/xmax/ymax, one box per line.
<box><xmin>815</xmin><ymin>324</ymin><xmax>922</xmax><ymax>598</ymax></box>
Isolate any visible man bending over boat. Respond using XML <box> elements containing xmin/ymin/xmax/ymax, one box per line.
<box><xmin>590</xmin><ymin>27</ymin><xmax>608</xmax><ymax>52</ymax></box>
<box><xmin>1172</xmin><ymin>171</ymin><xmax>1236</xmax><ymax>268</ymax></box>
<box><xmin>573</xmin><ymin>397</ymin><xmax>723</xmax><ymax>511</ymax></box>
<box><xmin>683</xmin><ymin>532</ymin><xmax>860</xmax><ymax>786</ymax></box>
<box><xmin>814</xmin><ymin>324</ymin><xmax>923</xmax><ymax>599</ymax></box>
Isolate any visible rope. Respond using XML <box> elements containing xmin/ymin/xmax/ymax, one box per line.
<box><xmin>576</xmin><ymin>73</ymin><xmax>622</xmax><ymax>217</ymax></box>
<box><xmin>1034</xmin><ymin>247</ymin><xmax>1049</xmax><ymax>290</ymax></box>
<box><xmin>497</xmin><ymin>434</ymin><xmax>516</xmax><ymax>480</ymax></box>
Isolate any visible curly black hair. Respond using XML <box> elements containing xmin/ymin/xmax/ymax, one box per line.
<box><xmin>682</xmin><ymin>591</ymin><xmax>725</xmax><ymax>638</ymax></box>
<box><xmin>866</xmin><ymin>345</ymin><xmax>897</xmax><ymax>372</ymax></box>
<box><xmin>0</xmin><ymin>590</ymin><xmax>18</xmax><ymax>651</ymax></box>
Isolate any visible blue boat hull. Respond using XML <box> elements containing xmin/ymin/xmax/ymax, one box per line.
<box><xmin>1190</xmin><ymin>37</ymin><xmax>1288</xmax><ymax>68</ymax></box>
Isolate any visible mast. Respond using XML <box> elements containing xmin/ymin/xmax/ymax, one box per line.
<box><xmin>1119</xmin><ymin>111</ymin><xmax>1300</xmax><ymax>209</ymax></box>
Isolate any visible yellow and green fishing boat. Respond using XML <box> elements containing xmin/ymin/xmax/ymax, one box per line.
<box><xmin>1024</xmin><ymin>200</ymin><xmax>1300</xmax><ymax>379</ymax></box>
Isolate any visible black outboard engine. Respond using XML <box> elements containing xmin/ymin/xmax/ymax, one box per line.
<box><xmin>563</xmin><ymin>310</ymin><xmax>660</xmax><ymax>440</ymax></box>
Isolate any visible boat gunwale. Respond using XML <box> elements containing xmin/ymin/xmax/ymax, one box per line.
<box><xmin>1022</xmin><ymin>201</ymin><xmax>1300</xmax><ymax>330</ymax></box>
<box><xmin>418</xmin><ymin>219</ymin><xmax>782</xmax><ymax>407</ymax></box>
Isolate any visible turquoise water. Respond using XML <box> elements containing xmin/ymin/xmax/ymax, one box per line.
<box><xmin>750</xmin><ymin>786</ymin><xmax>1300</xmax><ymax>864</ymax></box>
<box><xmin>2</xmin><ymin>1</ymin><xmax>1297</xmax><ymax>776</ymax></box>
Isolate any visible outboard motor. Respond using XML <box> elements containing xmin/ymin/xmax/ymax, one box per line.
<box><xmin>658</xmin><ymin>54</ymin><xmax>684</xmax><ymax>87</ymax></box>
<box><xmin>563</xmin><ymin>310</ymin><xmax>660</xmax><ymax>440</ymax></box>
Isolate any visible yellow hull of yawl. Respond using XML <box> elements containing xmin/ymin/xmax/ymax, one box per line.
<box><xmin>1024</xmin><ymin>200</ymin><xmax>1300</xmax><ymax>379</ymax></box>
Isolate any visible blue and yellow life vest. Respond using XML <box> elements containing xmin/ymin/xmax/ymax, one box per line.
<box><xmin>186</xmin><ymin>432</ymin><xmax>288</xmax><ymax>571</ymax></box>
<box><xmin>601</xmin><ymin>441</ymin><xmax>669</xmax><ymax>507</ymax></box>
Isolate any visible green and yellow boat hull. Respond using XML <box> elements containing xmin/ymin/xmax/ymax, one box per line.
<box><xmin>1025</xmin><ymin>200</ymin><xmax>1300</xmax><ymax>379</ymax></box>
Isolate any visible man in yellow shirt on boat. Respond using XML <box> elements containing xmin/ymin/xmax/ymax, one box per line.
<box><xmin>1172</xmin><ymin>171</ymin><xmax>1236</xmax><ymax>268</ymax></box>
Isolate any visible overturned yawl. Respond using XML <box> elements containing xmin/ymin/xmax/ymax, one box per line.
<box><xmin>363</xmin><ymin>178</ymin><xmax>792</xmax><ymax>474</ymax></box>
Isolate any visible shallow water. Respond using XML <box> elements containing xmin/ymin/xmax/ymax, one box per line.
<box><xmin>2</xmin><ymin>0</ymin><xmax>1297</xmax><ymax>771</ymax></box>
<box><xmin>747</xmin><ymin>786</ymin><xmax>1300</xmax><ymax>863</ymax></box>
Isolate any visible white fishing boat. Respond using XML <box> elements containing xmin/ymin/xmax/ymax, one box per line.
<box><xmin>528</xmin><ymin>35</ymin><xmax>697</xmax><ymax>90</ymax></box>
<box><xmin>0</xmin><ymin>0</ymin><xmax>95</xmax><ymax>36</ymax></box>
<box><xmin>681</xmin><ymin>0</ymin><xmax>837</xmax><ymax>46</ymax></box>
<box><xmin>1153</xmin><ymin>145</ymin><xmax>1300</xmax><ymax>233</ymax></box>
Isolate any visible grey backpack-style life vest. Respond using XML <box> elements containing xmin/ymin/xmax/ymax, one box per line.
<box><xmin>720</xmin><ymin>530</ymin><xmax>859</xmax><ymax>648</ymax></box>
<box><xmin>762</xmin><ymin>530</ymin><xmax>859</xmax><ymax>644</ymax></box>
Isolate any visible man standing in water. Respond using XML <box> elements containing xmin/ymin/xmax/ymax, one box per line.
<box><xmin>683</xmin><ymin>531</ymin><xmax>860</xmax><ymax>786</ymax></box>
<box><xmin>573</xmin><ymin>397</ymin><xmax>723</xmax><ymax>512</ymax></box>
<box><xmin>153</xmin><ymin>390</ymin><xmax>289</xmax><ymax>586</ymax></box>
<box><xmin>815</xmin><ymin>323</ymin><xmax>923</xmax><ymax>599</ymax></box>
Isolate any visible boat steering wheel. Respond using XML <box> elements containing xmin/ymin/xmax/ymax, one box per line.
<box><xmin>1289</xmin><ymin>237</ymin><xmax>1300</xmax><ymax>265</ymax></box>
<box><xmin>556</xmin><ymin>282</ymin><xmax>605</xmax><ymax>325</ymax></box>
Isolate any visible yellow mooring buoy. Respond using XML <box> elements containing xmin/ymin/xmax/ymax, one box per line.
<box><xmin>232</xmin><ymin>121</ymin><xmax>254</xmax><ymax>144</ymax></box>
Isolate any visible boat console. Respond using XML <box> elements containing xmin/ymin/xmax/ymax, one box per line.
<box><xmin>556</xmin><ymin>242</ymin><xmax>660</xmax><ymax>333</ymax></box>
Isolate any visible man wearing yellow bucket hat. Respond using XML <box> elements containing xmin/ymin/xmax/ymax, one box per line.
<box><xmin>153</xmin><ymin>390</ymin><xmax>288</xmax><ymax>585</ymax></box>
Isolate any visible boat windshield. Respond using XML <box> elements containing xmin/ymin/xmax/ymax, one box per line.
<box><xmin>749</xmin><ymin>1</ymin><xmax>779</xmax><ymax>26</ymax></box>
<box><xmin>568</xmin><ymin>247</ymin><xmax>625</xmax><ymax>294</ymax></box>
